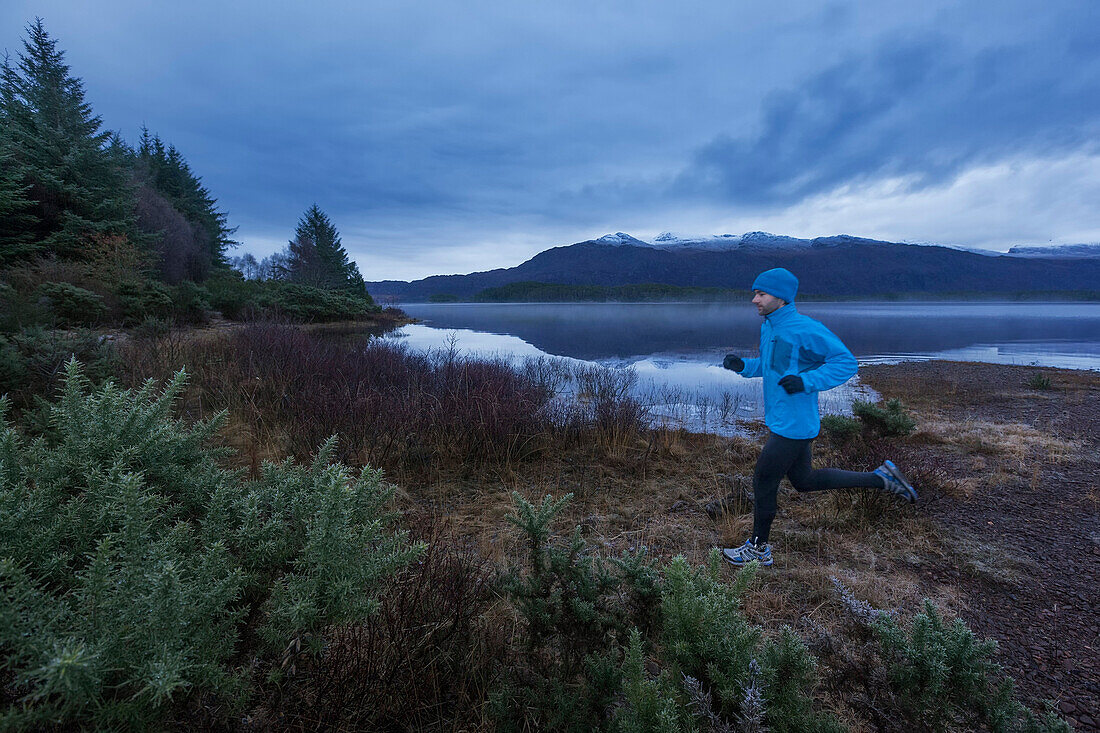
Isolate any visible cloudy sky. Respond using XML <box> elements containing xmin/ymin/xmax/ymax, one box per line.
<box><xmin>3</xmin><ymin>1</ymin><xmax>1099</xmax><ymax>280</ymax></box>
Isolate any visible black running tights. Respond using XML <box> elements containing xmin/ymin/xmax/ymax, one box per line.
<box><xmin>751</xmin><ymin>433</ymin><xmax>884</xmax><ymax>544</ymax></box>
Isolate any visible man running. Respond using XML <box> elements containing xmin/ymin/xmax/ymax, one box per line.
<box><xmin>720</xmin><ymin>267</ymin><xmax>916</xmax><ymax>566</ymax></box>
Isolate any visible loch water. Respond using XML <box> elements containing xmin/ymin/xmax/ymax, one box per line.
<box><xmin>385</xmin><ymin>302</ymin><xmax>1100</xmax><ymax>434</ymax></box>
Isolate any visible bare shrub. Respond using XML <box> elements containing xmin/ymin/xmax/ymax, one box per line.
<box><xmin>120</xmin><ymin>324</ymin><xmax>611</xmax><ymax>477</ymax></box>
<box><xmin>572</xmin><ymin>363</ymin><xmax>649</xmax><ymax>451</ymax></box>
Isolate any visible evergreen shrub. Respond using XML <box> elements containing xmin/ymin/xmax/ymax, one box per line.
<box><xmin>494</xmin><ymin>493</ymin><xmax>838</xmax><ymax>733</ymax></box>
<box><xmin>852</xmin><ymin>398</ymin><xmax>917</xmax><ymax>438</ymax></box>
<box><xmin>0</xmin><ymin>361</ymin><xmax>421</xmax><ymax>729</ymax></box>
<box><xmin>829</xmin><ymin>579</ymin><xmax>1072</xmax><ymax>733</ymax></box>
<box><xmin>819</xmin><ymin>414</ymin><xmax>862</xmax><ymax>443</ymax></box>
<box><xmin>260</xmin><ymin>282</ymin><xmax>375</xmax><ymax>322</ymax></box>
<box><xmin>34</xmin><ymin>281</ymin><xmax>106</xmax><ymax>326</ymax></box>
<box><xmin>205</xmin><ymin>274</ymin><xmax>261</xmax><ymax>320</ymax></box>
<box><xmin>1026</xmin><ymin>373</ymin><xmax>1053</xmax><ymax>390</ymax></box>
<box><xmin>114</xmin><ymin>278</ymin><xmax>173</xmax><ymax>325</ymax></box>
<box><xmin>0</xmin><ymin>327</ymin><xmax>117</xmax><ymax>409</ymax></box>
<box><xmin>873</xmin><ymin>602</ymin><xmax>1071</xmax><ymax>733</ymax></box>
<box><xmin>170</xmin><ymin>281</ymin><xmax>212</xmax><ymax>324</ymax></box>
<box><xmin>0</xmin><ymin>283</ymin><xmax>29</xmax><ymax>331</ymax></box>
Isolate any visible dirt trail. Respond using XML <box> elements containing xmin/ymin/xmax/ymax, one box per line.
<box><xmin>861</xmin><ymin>362</ymin><xmax>1100</xmax><ymax>731</ymax></box>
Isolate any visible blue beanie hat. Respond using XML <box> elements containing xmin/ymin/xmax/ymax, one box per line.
<box><xmin>751</xmin><ymin>268</ymin><xmax>798</xmax><ymax>303</ymax></box>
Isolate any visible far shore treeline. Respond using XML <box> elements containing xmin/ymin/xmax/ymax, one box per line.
<box><xmin>0</xmin><ymin>20</ymin><xmax>380</xmax><ymax>331</ymax></box>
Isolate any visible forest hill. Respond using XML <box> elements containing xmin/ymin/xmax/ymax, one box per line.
<box><xmin>1</xmin><ymin>19</ymin><xmax>378</xmax><ymax>329</ymax></box>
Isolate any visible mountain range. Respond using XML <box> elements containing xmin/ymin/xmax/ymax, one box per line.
<box><xmin>365</xmin><ymin>232</ymin><xmax>1100</xmax><ymax>301</ymax></box>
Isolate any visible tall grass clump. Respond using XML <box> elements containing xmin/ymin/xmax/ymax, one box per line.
<box><xmin>0</xmin><ymin>361</ymin><xmax>421</xmax><ymax>729</ymax></box>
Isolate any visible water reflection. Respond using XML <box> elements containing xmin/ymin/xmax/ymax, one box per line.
<box><xmin>399</xmin><ymin>302</ymin><xmax>1100</xmax><ymax>368</ymax></box>
<box><xmin>386</xmin><ymin>324</ymin><xmax>877</xmax><ymax>435</ymax></box>
<box><xmin>387</xmin><ymin>302</ymin><xmax>1100</xmax><ymax>434</ymax></box>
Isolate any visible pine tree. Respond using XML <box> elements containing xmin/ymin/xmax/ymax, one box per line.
<box><xmin>286</xmin><ymin>205</ymin><xmax>365</xmax><ymax>295</ymax></box>
<box><xmin>0</xmin><ymin>19</ymin><xmax>136</xmax><ymax>260</ymax></box>
<box><xmin>0</xmin><ymin>132</ymin><xmax>38</xmax><ymax>263</ymax></box>
<box><xmin>135</xmin><ymin>128</ymin><xmax>236</xmax><ymax>270</ymax></box>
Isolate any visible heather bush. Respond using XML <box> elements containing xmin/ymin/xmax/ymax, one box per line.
<box><xmin>0</xmin><ymin>361</ymin><xmax>420</xmax><ymax>729</ymax></box>
<box><xmin>120</xmin><ymin>324</ymin><xmax>575</xmax><ymax>473</ymax></box>
<box><xmin>262</xmin><ymin>527</ymin><xmax>495</xmax><ymax>730</ymax></box>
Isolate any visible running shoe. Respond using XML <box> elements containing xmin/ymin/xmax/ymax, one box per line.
<box><xmin>722</xmin><ymin>539</ymin><xmax>773</xmax><ymax>567</ymax></box>
<box><xmin>874</xmin><ymin>459</ymin><xmax>918</xmax><ymax>503</ymax></box>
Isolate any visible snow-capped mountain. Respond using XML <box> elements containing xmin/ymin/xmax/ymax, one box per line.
<box><xmin>594</xmin><ymin>232</ymin><xmax>650</xmax><ymax>246</ymax></box>
<box><xmin>365</xmin><ymin>231</ymin><xmax>1100</xmax><ymax>301</ymax></box>
<box><xmin>1007</xmin><ymin>243</ymin><xmax>1100</xmax><ymax>258</ymax></box>
<box><xmin>649</xmin><ymin>231</ymin><xmax>812</xmax><ymax>251</ymax></box>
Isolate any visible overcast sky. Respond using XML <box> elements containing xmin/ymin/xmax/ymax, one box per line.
<box><xmin>4</xmin><ymin>1</ymin><xmax>1099</xmax><ymax>280</ymax></box>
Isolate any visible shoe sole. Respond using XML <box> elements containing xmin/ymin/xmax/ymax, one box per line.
<box><xmin>883</xmin><ymin>460</ymin><xmax>918</xmax><ymax>503</ymax></box>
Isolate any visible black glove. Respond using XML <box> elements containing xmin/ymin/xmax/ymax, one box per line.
<box><xmin>778</xmin><ymin>374</ymin><xmax>805</xmax><ymax>394</ymax></box>
<box><xmin>723</xmin><ymin>354</ymin><xmax>744</xmax><ymax>372</ymax></box>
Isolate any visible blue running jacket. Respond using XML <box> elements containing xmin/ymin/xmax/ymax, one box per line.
<box><xmin>738</xmin><ymin>304</ymin><xmax>858</xmax><ymax>439</ymax></box>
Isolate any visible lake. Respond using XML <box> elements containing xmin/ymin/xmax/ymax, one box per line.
<box><xmin>385</xmin><ymin>302</ymin><xmax>1100</xmax><ymax>434</ymax></box>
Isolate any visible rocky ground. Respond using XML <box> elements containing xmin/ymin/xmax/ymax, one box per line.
<box><xmin>861</xmin><ymin>362</ymin><xmax>1100</xmax><ymax>731</ymax></box>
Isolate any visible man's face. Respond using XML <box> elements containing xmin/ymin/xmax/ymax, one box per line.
<box><xmin>752</xmin><ymin>289</ymin><xmax>785</xmax><ymax>316</ymax></box>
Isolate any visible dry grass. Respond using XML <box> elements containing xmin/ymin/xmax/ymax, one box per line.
<box><xmin>397</xmin><ymin>422</ymin><xmax>950</xmax><ymax>641</ymax></box>
<box><xmin>915</xmin><ymin>414</ymin><xmax>1083</xmax><ymax>462</ymax></box>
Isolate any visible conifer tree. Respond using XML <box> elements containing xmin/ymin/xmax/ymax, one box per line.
<box><xmin>136</xmin><ymin>127</ymin><xmax>236</xmax><ymax>272</ymax></box>
<box><xmin>0</xmin><ymin>141</ymin><xmax>37</xmax><ymax>263</ymax></box>
<box><xmin>286</xmin><ymin>205</ymin><xmax>367</xmax><ymax>295</ymax></box>
<box><xmin>0</xmin><ymin>19</ymin><xmax>136</xmax><ymax>259</ymax></box>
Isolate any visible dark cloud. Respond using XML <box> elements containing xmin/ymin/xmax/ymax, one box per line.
<box><xmin>675</xmin><ymin>14</ymin><xmax>1100</xmax><ymax>205</ymax></box>
<box><xmin>2</xmin><ymin>1</ymin><xmax>1099</xmax><ymax>277</ymax></box>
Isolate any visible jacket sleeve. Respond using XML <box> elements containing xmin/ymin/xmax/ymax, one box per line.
<box><xmin>796</xmin><ymin>325</ymin><xmax>857</xmax><ymax>392</ymax></box>
<box><xmin>738</xmin><ymin>357</ymin><xmax>763</xmax><ymax>378</ymax></box>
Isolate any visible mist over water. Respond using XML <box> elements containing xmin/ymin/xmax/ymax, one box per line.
<box><xmin>386</xmin><ymin>302</ymin><xmax>1100</xmax><ymax>434</ymax></box>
